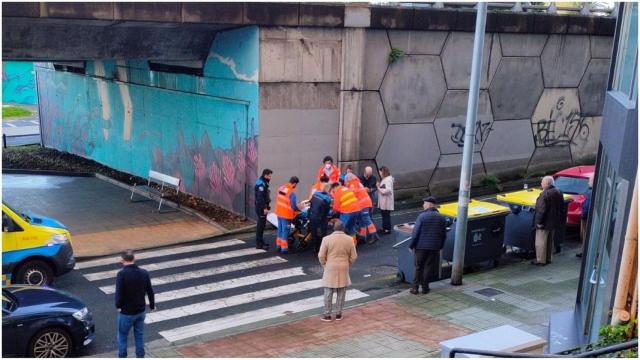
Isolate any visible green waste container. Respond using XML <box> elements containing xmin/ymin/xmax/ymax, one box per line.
<box><xmin>438</xmin><ymin>200</ymin><xmax>511</xmax><ymax>267</ymax></box>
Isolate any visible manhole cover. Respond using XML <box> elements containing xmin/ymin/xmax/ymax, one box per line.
<box><xmin>474</xmin><ymin>287</ymin><xmax>504</xmax><ymax>297</ymax></box>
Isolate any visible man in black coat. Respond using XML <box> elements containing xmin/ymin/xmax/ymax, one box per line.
<box><xmin>532</xmin><ymin>176</ymin><xmax>565</xmax><ymax>265</ymax></box>
<box><xmin>409</xmin><ymin>196</ymin><xmax>447</xmax><ymax>294</ymax></box>
<box><xmin>255</xmin><ymin>169</ymin><xmax>273</xmax><ymax>250</ymax></box>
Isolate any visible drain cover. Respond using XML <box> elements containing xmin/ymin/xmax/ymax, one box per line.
<box><xmin>475</xmin><ymin>287</ymin><xmax>504</xmax><ymax>297</ymax></box>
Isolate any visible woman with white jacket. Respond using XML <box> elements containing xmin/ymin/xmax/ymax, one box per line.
<box><xmin>376</xmin><ymin>166</ymin><xmax>394</xmax><ymax>234</ymax></box>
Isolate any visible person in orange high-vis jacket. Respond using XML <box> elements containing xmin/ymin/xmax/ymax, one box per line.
<box><xmin>345</xmin><ymin>173</ymin><xmax>380</xmax><ymax>245</ymax></box>
<box><xmin>317</xmin><ymin>156</ymin><xmax>340</xmax><ymax>185</ymax></box>
<box><xmin>309</xmin><ymin>174</ymin><xmax>330</xmax><ymax>200</ymax></box>
<box><xmin>330</xmin><ymin>182</ymin><xmax>361</xmax><ymax>244</ymax></box>
<box><xmin>274</xmin><ymin>177</ymin><xmax>301</xmax><ymax>254</ymax></box>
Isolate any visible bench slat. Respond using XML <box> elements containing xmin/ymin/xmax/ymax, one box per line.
<box><xmin>149</xmin><ymin>170</ymin><xmax>180</xmax><ymax>188</ymax></box>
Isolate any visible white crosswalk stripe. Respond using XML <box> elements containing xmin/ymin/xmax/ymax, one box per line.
<box><xmin>83</xmin><ymin>248</ymin><xmax>264</xmax><ymax>281</ymax></box>
<box><xmin>76</xmin><ymin>239</ymin><xmax>370</xmax><ymax>344</ymax></box>
<box><xmin>98</xmin><ymin>256</ymin><xmax>287</xmax><ymax>293</ymax></box>
<box><xmin>159</xmin><ymin>290</ymin><xmax>368</xmax><ymax>342</ymax></box>
<box><xmin>76</xmin><ymin>239</ymin><xmax>244</xmax><ymax>269</ymax></box>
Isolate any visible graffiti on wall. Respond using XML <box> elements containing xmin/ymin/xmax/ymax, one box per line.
<box><xmin>450</xmin><ymin>121</ymin><xmax>493</xmax><ymax>147</ymax></box>
<box><xmin>533</xmin><ymin>96</ymin><xmax>590</xmax><ymax>147</ymax></box>
<box><xmin>2</xmin><ymin>61</ymin><xmax>37</xmax><ymax>105</ymax></box>
<box><xmin>36</xmin><ymin>26</ymin><xmax>260</xmax><ymax>216</ymax></box>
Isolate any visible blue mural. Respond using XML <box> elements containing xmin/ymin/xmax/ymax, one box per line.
<box><xmin>36</xmin><ymin>26</ymin><xmax>259</xmax><ymax>215</ymax></box>
<box><xmin>2</xmin><ymin>61</ymin><xmax>38</xmax><ymax>105</ymax></box>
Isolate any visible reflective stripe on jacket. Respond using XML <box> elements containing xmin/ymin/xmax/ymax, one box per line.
<box><xmin>332</xmin><ymin>186</ymin><xmax>360</xmax><ymax>214</ymax></box>
<box><xmin>346</xmin><ymin>178</ymin><xmax>372</xmax><ymax>209</ymax></box>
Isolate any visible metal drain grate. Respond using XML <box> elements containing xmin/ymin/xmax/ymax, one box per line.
<box><xmin>474</xmin><ymin>287</ymin><xmax>505</xmax><ymax>297</ymax></box>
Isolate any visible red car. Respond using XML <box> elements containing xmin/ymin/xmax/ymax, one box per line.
<box><xmin>553</xmin><ymin>165</ymin><xmax>595</xmax><ymax>225</ymax></box>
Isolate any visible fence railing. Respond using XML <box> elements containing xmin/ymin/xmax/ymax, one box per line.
<box><xmin>380</xmin><ymin>2</ymin><xmax>617</xmax><ymax>17</ymax></box>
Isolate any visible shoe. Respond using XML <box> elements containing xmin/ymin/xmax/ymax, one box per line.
<box><xmin>320</xmin><ymin>315</ymin><xmax>332</xmax><ymax>322</ymax></box>
<box><xmin>554</xmin><ymin>248</ymin><xmax>562</xmax><ymax>254</ymax></box>
<box><xmin>576</xmin><ymin>253</ymin><xmax>582</xmax><ymax>258</ymax></box>
<box><xmin>530</xmin><ymin>261</ymin><xmax>546</xmax><ymax>266</ymax></box>
<box><xmin>367</xmin><ymin>233</ymin><xmax>380</xmax><ymax>245</ymax></box>
<box><xmin>410</xmin><ymin>288</ymin><xmax>419</xmax><ymax>295</ymax></box>
<box><xmin>335</xmin><ymin>314</ymin><xmax>343</xmax><ymax>321</ymax></box>
<box><xmin>422</xmin><ymin>288</ymin><xmax>430</xmax><ymax>295</ymax></box>
<box><xmin>256</xmin><ymin>244</ymin><xmax>270</xmax><ymax>250</ymax></box>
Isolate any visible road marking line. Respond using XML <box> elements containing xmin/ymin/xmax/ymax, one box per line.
<box><xmin>149</xmin><ymin>267</ymin><xmax>306</xmax><ymax>303</ymax></box>
<box><xmin>83</xmin><ymin>248</ymin><xmax>265</xmax><ymax>281</ymax></box>
<box><xmin>76</xmin><ymin>239</ymin><xmax>245</xmax><ymax>269</ymax></box>
<box><xmin>158</xmin><ymin>289</ymin><xmax>369</xmax><ymax>342</ymax></box>
<box><xmin>6</xmin><ymin>123</ymin><xmax>16</xmax><ymax>127</ymax></box>
<box><xmin>98</xmin><ymin>257</ymin><xmax>287</xmax><ymax>293</ymax></box>
<box><xmin>146</xmin><ymin>278</ymin><xmax>322</xmax><ymax>323</ymax></box>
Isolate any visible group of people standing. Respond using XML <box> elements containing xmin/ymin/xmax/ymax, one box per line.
<box><xmin>253</xmin><ymin>156</ymin><xmax>396</xmax><ymax>254</ymax></box>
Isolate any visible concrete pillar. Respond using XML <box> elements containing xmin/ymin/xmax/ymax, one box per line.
<box><xmin>339</xmin><ymin>28</ymin><xmax>366</xmax><ymax>163</ymax></box>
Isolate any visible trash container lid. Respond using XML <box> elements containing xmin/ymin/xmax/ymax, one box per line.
<box><xmin>496</xmin><ymin>188</ymin><xmax>573</xmax><ymax>206</ymax></box>
<box><xmin>438</xmin><ymin>199</ymin><xmax>510</xmax><ymax>219</ymax></box>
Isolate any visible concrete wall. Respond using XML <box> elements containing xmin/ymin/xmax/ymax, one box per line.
<box><xmin>2</xmin><ymin>61</ymin><xmax>37</xmax><ymax>105</ymax></box>
<box><xmin>339</xmin><ymin>30</ymin><xmax>613</xmax><ymax>198</ymax></box>
<box><xmin>36</xmin><ymin>26</ymin><xmax>259</xmax><ymax>216</ymax></box>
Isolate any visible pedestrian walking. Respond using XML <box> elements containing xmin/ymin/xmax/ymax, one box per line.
<box><xmin>318</xmin><ymin>220</ymin><xmax>358</xmax><ymax>322</ymax></box>
<box><xmin>274</xmin><ymin>176</ymin><xmax>302</xmax><ymax>254</ymax></box>
<box><xmin>532</xmin><ymin>176</ymin><xmax>565</xmax><ymax>266</ymax></box>
<box><xmin>359</xmin><ymin>166</ymin><xmax>378</xmax><ymax>210</ymax></box>
<box><xmin>115</xmin><ymin>250</ymin><xmax>155</xmax><ymax>358</ymax></box>
<box><xmin>577</xmin><ymin>174</ymin><xmax>594</xmax><ymax>258</ymax></box>
<box><xmin>377</xmin><ymin>166</ymin><xmax>394</xmax><ymax>235</ymax></box>
<box><xmin>309</xmin><ymin>182</ymin><xmax>332</xmax><ymax>253</ymax></box>
<box><xmin>317</xmin><ymin>155</ymin><xmax>340</xmax><ymax>184</ymax></box>
<box><xmin>255</xmin><ymin>169</ymin><xmax>273</xmax><ymax>250</ymax></box>
<box><xmin>408</xmin><ymin>197</ymin><xmax>447</xmax><ymax>295</ymax></box>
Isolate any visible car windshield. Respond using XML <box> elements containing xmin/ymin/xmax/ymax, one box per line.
<box><xmin>2</xmin><ymin>202</ymin><xmax>30</xmax><ymax>223</ymax></box>
<box><xmin>555</xmin><ymin>176</ymin><xmax>589</xmax><ymax>195</ymax></box>
<box><xmin>2</xmin><ymin>289</ymin><xmax>18</xmax><ymax>312</ymax></box>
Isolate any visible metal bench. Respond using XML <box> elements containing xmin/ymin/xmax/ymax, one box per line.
<box><xmin>130</xmin><ymin>170</ymin><xmax>181</xmax><ymax>212</ymax></box>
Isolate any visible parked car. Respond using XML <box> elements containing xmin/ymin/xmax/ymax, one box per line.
<box><xmin>2</xmin><ymin>285</ymin><xmax>95</xmax><ymax>357</ymax></box>
<box><xmin>2</xmin><ymin>202</ymin><xmax>75</xmax><ymax>286</ymax></box>
<box><xmin>553</xmin><ymin>165</ymin><xmax>595</xmax><ymax>225</ymax></box>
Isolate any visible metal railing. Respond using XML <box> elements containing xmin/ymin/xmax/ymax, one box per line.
<box><xmin>449</xmin><ymin>339</ymin><xmax>638</xmax><ymax>358</ymax></box>
<box><xmin>380</xmin><ymin>2</ymin><xmax>617</xmax><ymax>17</ymax></box>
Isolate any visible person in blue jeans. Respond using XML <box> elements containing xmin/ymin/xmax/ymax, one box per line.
<box><xmin>115</xmin><ymin>250</ymin><xmax>155</xmax><ymax>358</ymax></box>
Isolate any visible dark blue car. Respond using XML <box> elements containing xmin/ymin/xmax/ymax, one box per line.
<box><xmin>2</xmin><ymin>285</ymin><xmax>95</xmax><ymax>357</ymax></box>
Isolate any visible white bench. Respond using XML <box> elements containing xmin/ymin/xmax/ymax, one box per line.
<box><xmin>130</xmin><ymin>170</ymin><xmax>181</xmax><ymax>212</ymax></box>
<box><xmin>440</xmin><ymin>325</ymin><xmax>546</xmax><ymax>357</ymax></box>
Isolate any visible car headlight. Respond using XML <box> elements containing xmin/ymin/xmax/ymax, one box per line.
<box><xmin>72</xmin><ymin>307</ymin><xmax>89</xmax><ymax>321</ymax></box>
<box><xmin>47</xmin><ymin>233</ymin><xmax>69</xmax><ymax>246</ymax></box>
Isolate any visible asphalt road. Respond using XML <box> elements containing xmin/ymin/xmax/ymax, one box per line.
<box><xmin>2</xmin><ymin>118</ymin><xmax>41</xmax><ymax>146</ymax></box>
<box><xmin>55</xmin><ymin>209</ymin><xmax>423</xmax><ymax>356</ymax></box>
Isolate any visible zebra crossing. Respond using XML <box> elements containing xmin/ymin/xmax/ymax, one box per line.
<box><xmin>76</xmin><ymin>238</ymin><xmax>369</xmax><ymax>344</ymax></box>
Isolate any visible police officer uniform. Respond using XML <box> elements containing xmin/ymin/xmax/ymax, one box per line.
<box><xmin>255</xmin><ymin>176</ymin><xmax>271</xmax><ymax>250</ymax></box>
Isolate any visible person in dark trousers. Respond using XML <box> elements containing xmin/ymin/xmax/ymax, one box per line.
<box><xmin>577</xmin><ymin>174</ymin><xmax>594</xmax><ymax>258</ymax></box>
<box><xmin>359</xmin><ymin>166</ymin><xmax>378</xmax><ymax>210</ymax></box>
<box><xmin>532</xmin><ymin>176</ymin><xmax>565</xmax><ymax>266</ymax></box>
<box><xmin>115</xmin><ymin>250</ymin><xmax>155</xmax><ymax>358</ymax></box>
<box><xmin>255</xmin><ymin>169</ymin><xmax>273</xmax><ymax>250</ymax></box>
<box><xmin>409</xmin><ymin>197</ymin><xmax>447</xmax><ymax>295</ymax></box>
<box><xmin>309</xmin><ymin>180</ymin><xmax>332</xmax><ymax>253</ymax></box>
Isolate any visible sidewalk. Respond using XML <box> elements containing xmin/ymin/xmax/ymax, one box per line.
<box><xmin>150</xmin><ymin>242</ymin><xmax>581</xmax><ymax>358</ymax></box>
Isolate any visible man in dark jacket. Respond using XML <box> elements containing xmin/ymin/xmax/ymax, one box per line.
<box><xmin>115</xmin><ymin>250</ymin><xmax>155</xmax><ymax>358</ymax></box>
<box><xmin>532</xmin><ymin>176</ymin><xmax>565</xmax><ymax>265</ymax></box>
<box><xmin>309</xmin><ymin>180</ymin><xmax>332</xmax><ymax>253</ymax></box>
<box><xmin>255</xmin><ymin>169</ymin><xmax>273</xmax><ymax>250</ymax></box>
<box><xmin>409</xmin><ymin>196</ymin><xmax>447</xmax><ymax>294</ymax></box>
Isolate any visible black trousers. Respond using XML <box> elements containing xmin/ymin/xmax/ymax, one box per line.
<box><xmin>255</xmin><ymin>209</ymin><xmax>267</xmax><ymax>248</ymax></box>
<box><xmin>413</xmin><ymin>249</ymin><xmax>439</xmax><ymax>290</ymax></box>
<box><xmin>380</xmin><ymin>210</ymin><xmax>392</xmax><ymax>231</ymax></box>
<box><xmin>310</xmin><ymin>217</ymin><xmax>328</xmax><ymax>252</ymax></box>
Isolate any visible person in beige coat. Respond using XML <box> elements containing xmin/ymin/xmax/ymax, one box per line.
<box><xmin>318</xmin><ymin>220</ymin><xmax>358</xmax><ymax>322</ymax></box>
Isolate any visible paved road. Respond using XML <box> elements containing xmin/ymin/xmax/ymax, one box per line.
<box><xmin>3</xmin><ymin>117</ymin><xmax>41</xmax><ymax>146</ymax></box>
<box><xmin>57</xmin><ymin>210</ymin><xmax>422</xmax><ymax>356</ymax></box>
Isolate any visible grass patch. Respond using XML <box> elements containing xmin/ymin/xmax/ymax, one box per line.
<box><xmin>2</xmin><ymin>105</ymin><xmax>32</xmax><ymax>119</ymax></box>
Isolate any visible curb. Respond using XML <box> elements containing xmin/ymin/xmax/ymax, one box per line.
<box><xmin>2</xmin><ymin>168</ymin><xmax>94</xmax><ymax>177</ymax></box>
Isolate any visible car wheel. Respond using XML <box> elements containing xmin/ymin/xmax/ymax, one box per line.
<box><xmin>15</xmin><ymin>260</ymin><xmax>54</xmax><ymax>286</ymax></box>
<box><xmin>28</xmin><ymin>328</ymin><xmax>72</xmax><ymax>358</ymax></box>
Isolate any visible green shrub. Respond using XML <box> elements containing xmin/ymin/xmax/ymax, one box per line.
<box><xmin>481</xmin><ymin>174</ymin><xmax>503</xmax><ymax>192</ymax></box>
<box><xmin>388</xmin><ymin>48</ymin><xmax>404</xmax><ymax>64</ymax></box>
<box><xmin>596</xmin><ymin>319</ymin><xmax>638</xmax><ymax>358</ymax></box>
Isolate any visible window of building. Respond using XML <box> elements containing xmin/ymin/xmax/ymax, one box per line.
<box><xmin>611</xmin><ymin>2</ymin><xmax>638</xmax><ymax>101</ymax></box>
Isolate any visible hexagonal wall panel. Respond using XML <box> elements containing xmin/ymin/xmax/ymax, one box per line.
<box><xmin>579</xmin><ymin>59</ymin><xmax>609</xmax><ymax>117</ymax></box>
<box><xmin>531</xmin><ymin>89</ymin><xmax>581</xmax><ymax>147</ymax></box>
<box><xmin>429</xmin><ymin>153</ymin><xmax>486</xmax><ymax>196</ymax></box>
<box><xmin>434</xmin><ymin>90</ymin><xmax>493</xmax><ymax>154</ymax></box>
<box><xmin>499</xmin><ymin>33</ymin><xmax>548</xmax><ymax>57</ymax></box>
<box><xmin>590</xmin><ymin>36</ymin><xmax>613</xmax><ymax>59</ymax></box>
<box><xmin>541</xmin><ymin>35</ymin><xmax>590</xmax><ymax>88</ymax></box>
<box><xmin>388</xmin><ymin>30</ymin><xmax>448</xmax><ymax>55</ymax></box>
<box><xmin>482</xmin><ymin>119</ymin><xmax>535</xmax><ymax>177</ymax></box>
<box><xmin>376</xmin><ymin>124</ymin><xmax>440</xmax><ymax>189</ymax></box>
<box><xmin>441</xmin><ymin>32</ymin><xmax>501</xmax><ymax>89</ymax></box>
<box><xmin>489</xmin><ymin>57</ymin><xmax>544</xmax><ymax>121</ymax></box>
<box><xmin>364</xmin><ymin>30</ymin><xmax>391</xmax><ymax>90</ymax></box>
<box><xmin>359</xmin><ymin>92</ymin><xmax>388</xmax><ymax>159</ymax></box>
<box><xmin>527</xmin><ymin>147</ymin><xmax>573</xmax><ymax>176</ymax></box>
<box><xmin>380</xmin><ymin>55</ymin><xmax>446</xmax><ymax>124</ymax></box>
<box><xmin>570</xmin><ymin>116</ymin><xmax>602</xmax><ymax>164</ymax></box>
